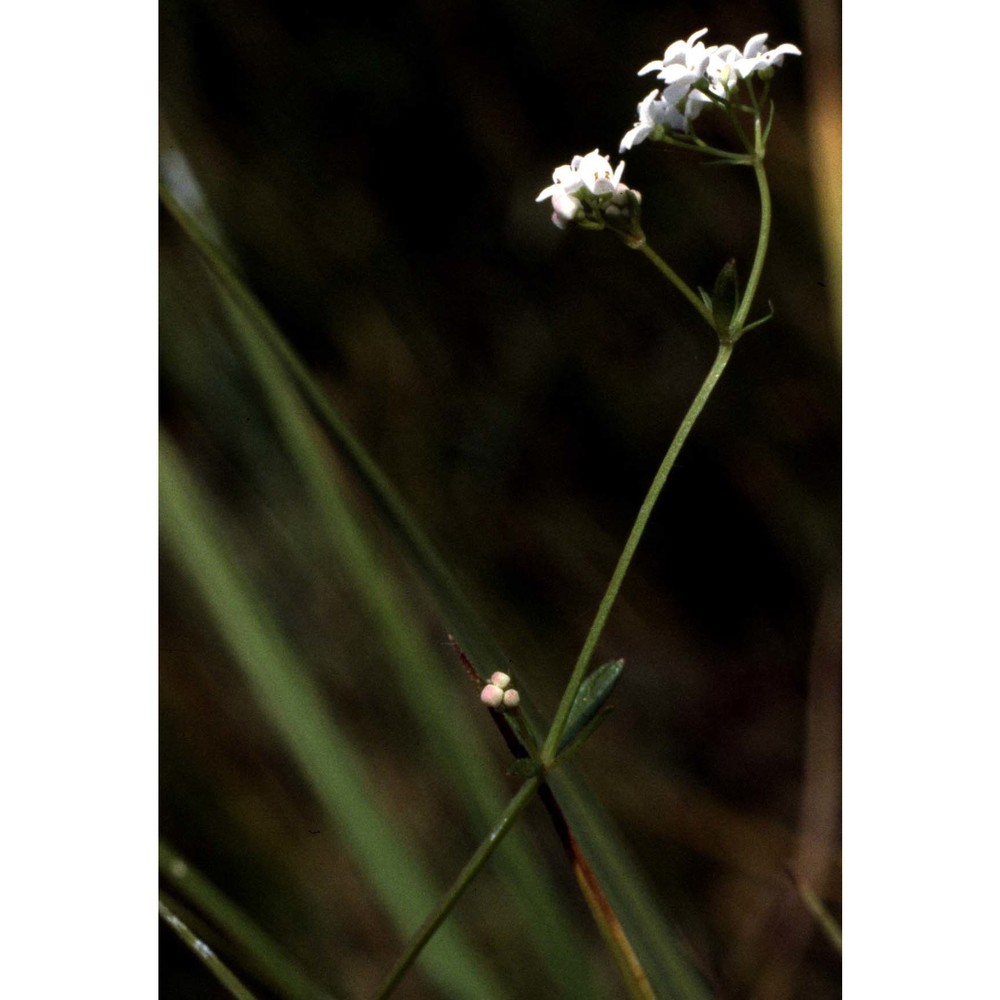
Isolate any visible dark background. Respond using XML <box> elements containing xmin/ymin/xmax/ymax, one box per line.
<box><xmin>160</xmin><ymin>0</ymin><xmax>841</xmax><ymax>996</ymax></box>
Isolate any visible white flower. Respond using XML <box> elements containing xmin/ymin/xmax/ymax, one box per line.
<box><xmin>621</xmin><ymin>90</ymin><xmax>670</xmax><ymax>151</ymax></box>
<box><xmin>638</xmin><ymin>27</ymin><xmax>713</xmax><ymax>83</ymax></box>
<box><xmin>536</xmin><ymin>150</ymin><xmax>625</xmax><ymax>201</ymax></box>
<box><xmin>536</xmin><ymin>150</ymin><xmax>627</xmax><ymax>228</ymax></box>
<box><xmin>624</xmin><ymin>29</ymin><xmax>802</xmax><ymax>146</ymax></box>
<box><xmin>620</xmin><ymin>79</ymin><xmax>708</xmax><ymax>150</ymax></box>
<box><xmin>707</xmin><ymin>33</ymin><xmax>802</xmax><ymax>92</ymax></box>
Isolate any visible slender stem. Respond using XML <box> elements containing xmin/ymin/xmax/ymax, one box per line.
<box><xmin>159</xmin><ymin>842</ymin><xmax>338</xmax><ymax>1000</ymax></box>
<box><xmin>541</xmin><ymin>341</ymin><xmax>734</xmax><ymax>765</ymax></box>
<box><xmin>661</xmin><ymin>134</ymin><xmax>749</xmax><ymax>161</ymax></box>
<box><xmin>159</xmin><ymin>897</ymin><xmax>262</xmax><ymax>1000</ymax></box>
<box><xmin>371</xmin><ymin>775</ymin><xmax>542</xmax><ymax>1000</ymax></box>
<box><xmin>731</xmin><ymin>117</ymin><xmax>772</xmax><ymax>337</ymax></box>
<box><xmin>794</xmin><ymin>877</ymin><xmax>843</xmax><ymax>955</ymax></box>
<box><xmin>636</xmin><ymin>242</ymin><xmax>715</xmax><ymax>328</ymax></box>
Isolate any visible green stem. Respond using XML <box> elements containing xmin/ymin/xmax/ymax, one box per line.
<box><xmin>730</xmin><ymin>116</ymin><xmax>771</xmax><ymax>338</ymax></box>
<box><xmin>795</xmin><ymin>878</ymin><xmax>843</xmax><ymax>955</ymax></box>
<box><xmin>661</xmin><ymin>134</ymin><xmax>749</xmax><ymax>162</ymax></box>
<box><xmin>371</xmin><ymin>775</ymin><xmax>542</xmax><ymax>1000</ymax></box>
<box><xmin>159</xmin><ymin>897</ymin><xmax>261</xmax><ymax>1000</ymax></box>
<box><xmin>541</xmin><ymin>340</ymin><xmax>734</xmax><ymax>765</ymax></box>
<box><xmin>635</xmin><ymin>243</ymin><xmax>715</xmax><ymax>328</ymax></box>
<box><xmin>159</xmin><ymin>842</ymin><xmax>339</xmax><ymax>1000</ymax></box>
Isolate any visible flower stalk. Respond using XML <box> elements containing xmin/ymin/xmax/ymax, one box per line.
<box><xmin>540</xmin><ymin>340</ymin><xmax>733</xmax><ymax>766</ymax></box>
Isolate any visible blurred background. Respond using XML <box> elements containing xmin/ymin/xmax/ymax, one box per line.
<box><xmin>160</xmin><ymin>0</ymin><xmax>841</xmax><ymax>997</ymax></box>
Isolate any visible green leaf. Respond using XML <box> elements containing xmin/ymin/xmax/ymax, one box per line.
<box><xmin>552</xmin><ymin>706</ymin><xmax>614</xmax><ymax>769</ymax></box>
<box><xmin>711</xmin><ymin>258</ymin><xmax>740</xmax><ymax>339</ymax></box>
<box><xmin>557</xmin><ymin>659</ymin><xmax>625</xmax><ymax>757</ymax></box>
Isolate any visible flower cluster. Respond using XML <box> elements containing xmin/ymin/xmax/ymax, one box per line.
<box><xmin>480</xmin><ymin>671</ymin><xmax>521</xmax><ymax>710</ymax></box>
<box><xmin>620</xmin><ymin>28</ymin><xmax>801</xmax><ymax>150</ymax></box>
<box><xmin>535</xmin><ymin>149</ymin><xmax>626</xmax><ymax>229</ymax></box>
<box><xmin>535</xmin><ymin>149</ymin><xmax>644</xmax><ymax>243</ymax></box>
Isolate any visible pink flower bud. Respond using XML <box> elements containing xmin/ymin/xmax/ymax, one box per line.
<box><xmin>502</xmin><ymin>688</ymin><xmax>520</xmax><ymax>709</ymax></box>
<box><xmin>480</xmin><ymin>684</ymin><xmax>504</xmax><ymax>708</ymax></box>
<box><xmin>490</xmin><ymin>671</ymin><xmax>511</xmax><ymax>690</ymax></box>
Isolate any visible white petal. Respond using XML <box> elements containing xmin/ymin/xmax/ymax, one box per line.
<box><xmin>660</xmin><ymin>39</ymin><xmax>687</xmax><ymax>64</ymax></box>
<box><xmin>687</xmin><ymin>27</ymin><xmax>710</xmax><ymax>45</ymax></box>
<box><xmin>551</xmin><ymin>189</ymin><xmax>582</xmax><ymax>223</ymax></box>
<box><xmin>714</xmin><ymin>43</ymin><xmax>740</xmax><ymax>62</ymax></box>
<box><xmin>620</xmin><ymin>124</ymin><xmax>652</xmax><ymax>150</ymax></box>
<box><xmin>734</xmin><ymin>55</ymin><xmax>768</xmax><ymax>78</ymax></box>
<box><xmin>765</xmin><ymin>42</ymin><xmax>802</xmax><ymax>64</ymax></box>
<box><xmin>660</xmin><ymin>64</ymin><xmax>695</xmax><ymax>85</ymax></box>
<box><xmin>638</xmin><ymin>59</ymin><xmax>663</xmax><ymax>75</ymax></box>
<box><xmin>636</xmin><ymin>88</ymin><xmax>661</xmax><ymax>120</ymax></box>
<box><xmin>743</xmin><ymin>33</ymin><xmax>769</xmax><ymax>58</ymax></box>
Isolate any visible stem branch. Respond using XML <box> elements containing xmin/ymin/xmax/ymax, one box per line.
<box><xmin>636</xmin><ymin>243</ymin><xmax>715</xmax><ymax>328</ymax></box>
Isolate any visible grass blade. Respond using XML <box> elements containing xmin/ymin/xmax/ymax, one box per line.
<box><xmin>160</xmin><ymin>431</ymin><xmax>505</xmax><ymax>1000</ymax></box>
<box><xmin>159</xmin><ymin>841</ymin><xmax>340</xmax><ymax>1000</ymax></box>
<box><xmin>206</xmin><ymin>267</ymin><xmax>600</xmax><ymax>998</ymax></box>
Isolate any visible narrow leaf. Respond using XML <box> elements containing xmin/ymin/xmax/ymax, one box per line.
<box><xmin>557</xmin><ymin>659</ymin><xmax>625</xmax><ymax>756</ymax></box>
<box><xmin>553</xmin><ymin>705</ymin><xmax>615</xmax><ymax>769</ymax></box>
<box><xmin>711</xmin><ymin>258</ymin><xmax>740</xmax><ymax>338</ymax></box>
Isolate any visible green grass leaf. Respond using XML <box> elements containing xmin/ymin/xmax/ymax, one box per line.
<box><xmin>160</xmin><ymin>433</ymin><xmax>506</xmax><ymax>1000</ymax></box>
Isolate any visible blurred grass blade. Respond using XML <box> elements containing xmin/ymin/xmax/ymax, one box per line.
<box><xmin>794</xmin><ymin>875</ymin><xmax>843</xmax><ymax>955</ymax></box>
<box><xmin>548</xmin><ymin>766</ymin><xmax>712</xmax><ymax>999</ymax></box>
<box><xmin>210</xmin><ymin>275</ymin><xmax>599</xmax><ymax>999</ymax></box>
<box><xmin>160</xmin><ymin>185</ymin><xmax>508</xmax><ymax>687</ymax></box>
<box><xmin>159</xmin><ymin>895</ymin><xmax>261</xmax><ymax>1000</ymax></box>
<box><xmin>161</xmin><ymin>189</ymin><xmax>713</xmax><ymax>1000</ymax></box>
<box><xmin>159</xmin><ymin>432</ymin><xmax>505</xmax><ymax>1000</ymax></box>
<box><xmin>159</xmin><ymin>841</ymin><xmax>340</xmax><ymax>1000</ymax></box>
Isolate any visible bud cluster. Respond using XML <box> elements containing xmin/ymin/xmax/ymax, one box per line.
<box><xmin>480</xmin><ymin>671</ymin><xmax>521</xmax><ymax>711</ymax></box>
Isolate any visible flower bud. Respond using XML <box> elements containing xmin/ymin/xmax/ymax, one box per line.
<box><xmin>602</xmin><ymin>185</ymin><xmax>646</xmax><ymax>248</ymax></box>
<box><xmin>502</xmin><ymin>688</ymin><xmax>521</xmax><ymax>709</ymax></box>
<box><xmin>490</xmin><ymin>671</ymin><xmax>512</xmax><ymax>689</ymax></box>
<box><xmin>480</xmin><ymin>684</ymin><xmax>505</xmax><ymax>708</ymax></box>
